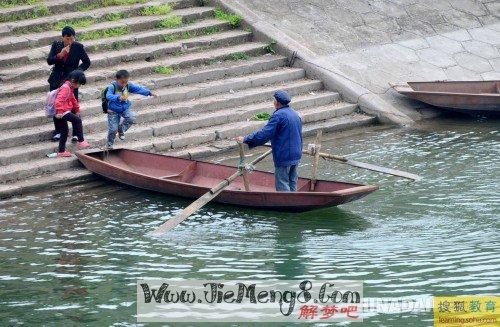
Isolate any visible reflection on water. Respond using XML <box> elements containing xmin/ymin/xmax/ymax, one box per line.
<box><xmin>0</xmin><ymin>117</ymin><xmax>498</xmax><ymax>326</ymax></box>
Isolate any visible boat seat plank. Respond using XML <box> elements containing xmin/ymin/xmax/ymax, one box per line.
<box><xmin>160</xmin><ymin>162</ymin><xmax>197</xmax><ymax>182</ymax></box>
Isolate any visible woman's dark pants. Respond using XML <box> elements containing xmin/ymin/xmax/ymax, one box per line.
<box><xmin>54</xmin><ymin>113</ymin><xmax>84</xmax><ymax>152</ymax></box>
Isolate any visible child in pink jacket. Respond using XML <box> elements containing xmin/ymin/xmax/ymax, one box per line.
<box><xmin>50</xmin><ymin>70</ymin><xmax>90</xmax><ymax>157</ymax></box>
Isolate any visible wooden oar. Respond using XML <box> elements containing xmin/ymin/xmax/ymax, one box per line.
<box><xmin>238</xmin><ymin>142</ymin><xmax>251</xmax><ymax>191</ymax></box>
<box><xmin>150</xmin><ymin>149</ymin><xmax>272</xmax><ymax>235</ymax></box>
<box><xmin>263</xmin><ymin>144</ymin><xmax>421</xmax><ymax>181</ymax></box>
<box><xmin>310</xmin><ymin>130</ymin><xmax>322</xmax><ymax>191</ymax></box>
<box><xmin>318</xmin><ymin>152</ymin><xmax>421</xmax><ymax>181</ymax></box>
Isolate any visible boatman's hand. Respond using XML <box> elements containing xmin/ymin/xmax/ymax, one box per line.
<box><xmin>235</xmin><ymin>136</ymin><xmax>244</xmax><ymax>143</ymax></box>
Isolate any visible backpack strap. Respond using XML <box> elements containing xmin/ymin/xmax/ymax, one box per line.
<box><xmin>111</xmin><ymin>81</ymin><xmax>127</xmax><ymax>94</ymax></box>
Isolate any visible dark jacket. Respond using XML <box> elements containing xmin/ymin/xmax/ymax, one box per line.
<box><xmin>47</xmin><ymin>41</ymin><xmax>90</xmax><ymax>89</ymax></box>
<box><xmin>244</xmin><ymin>106</ymin><xmax>303</xmax><ymax>167</ymax></box>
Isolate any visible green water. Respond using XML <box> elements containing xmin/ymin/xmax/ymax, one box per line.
<box><xmin>0</xmin><ymin>118</ymin><xmax>498</xmax><ymax>326</ymax></box>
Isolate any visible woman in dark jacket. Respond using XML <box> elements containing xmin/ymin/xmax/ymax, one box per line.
<box><xmin>47</xmin><ymin>26</ymin><xmax>91</xmax><ymax>141</ymax></box>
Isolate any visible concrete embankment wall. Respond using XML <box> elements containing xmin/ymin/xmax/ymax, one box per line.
<box><xmin>218</xmin><ymin>0</ymin><xmax>500</xmax><ymax>123</ymax></box>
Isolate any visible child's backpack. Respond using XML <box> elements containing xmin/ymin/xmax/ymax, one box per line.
<box><xmin>44</xmin><ymin>88</ymin><xmax>60</xmax><ymax>118</ymax></box>
<box><xmin>101</xmin><ymin>83</ymin><xmax>128</xmax><ymax>113</ymax></box>
<box><xmin>101</xmin><ymin>84</ymin><xmax>115</xmax><ymax>114</ymax></box>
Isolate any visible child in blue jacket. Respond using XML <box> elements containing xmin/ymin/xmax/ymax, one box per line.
<box><xmin>106</xmin><ymin>70</ymin><xmax>156</xmax><ymax>148</ymax></box>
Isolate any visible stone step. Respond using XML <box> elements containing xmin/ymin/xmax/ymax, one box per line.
<box><xmin>171</xmin><ymin>114</ymin><xmax>377</xmax><ymax>160</ymax></box>
<box><xmin>0</xmin><ymin>29</ymin><xmax>252</xmax><ymax>94</ymax></box>
<box><xmin>0</xmin><ymin>67</ymin><xmax>309</xmax><ymax>148</ymax></box>
<box><xmin>0</xmin><ymin>167</ymin><xmax>94</xmax><ymax>199</ymax></box>
<box><xmin>91</xmin><ymin>89</ymin><xmax>340</xmax><ymax>157</ymax></box>
<box><xmin>0</xmin><ymin>5</ymin><xmax>213</xmax><ymax>54</ymax></box>
<box><xmin>0</xmin><ymin>113</ymin><xmax>376</xmax><ymax>199</ymax></box>
<box><xmin>0</xmin><ymin>41</ymin><xmax>269</xmax><ymax>115</ymax></box>
<box><xmin>0</xmin><ymin>85</ymin><xmax>332</xmax><ymax>165</ymax></box>
<box><xmin>0</xmin><ymin>18</ymin><xmax>230</xmax><ymax>67</ymax></box>
<box><xmin>0</xmin><ymin>105</ymin><xmax>369</xmax><ymax>184</ymax></box>
<box><xmin>0</xmin><ymin>0</ymin><xmax>90</xmax><ymax>27</ymax></box>
<box><xmin>1</xmin><ymin>0</ymin><xmax>196</xmax><ymax>36</ymax></box>
<box><xmin>0</xmin><ymin>55</ymin><xmax>288</xmax><ymax>129</ymax></box>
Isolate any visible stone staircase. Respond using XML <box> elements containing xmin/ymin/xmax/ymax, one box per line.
<box><xmin>0</xmin><ymin>0</ymin><xmax>377</xmax><ymax>198</ymax></box>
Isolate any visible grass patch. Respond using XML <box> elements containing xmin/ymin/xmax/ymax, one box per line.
<box><xmin>208</xmin><ymin>59</ymin><xmax>221</xmax><ymax>65</ymax></box>
<box><xmin>105</xmin><ymin>12</ymin><xmax>124</xmax><ymax>21</ymax></box>
<box><xmin>251</xmin><ymin>112</ymin><xmax>271</xmax><ymax>121</ymax></box>
<box><xmin>77</xmin><ymin>0</ymin><xmax>146</xmax><ymax>11</ymax></box>
<box><xmin>229</xmin><ymin>52</ymin><xmax>249</xmax><ymax>61</ymax></box>
<box><xmin>0</xmin><ymin>4</ymin><xmax>50</xmax><ymax>23</ymax></box>
<box><xmin>163</xmin><ymin>26</ymin><xmax>221</xmax><ymax>43</ymax></box>
<box><xmin>0</xmin><ymin>0</ymin><xmax>39</xmax><ymax>8</ymax></box>
<box><xmin>154</xmin><ymin>66</ymin><xmax>174</xmax><ymax>75</ymax></box>
<box><xmin>214</xmin><ymin>7</ymin><xmax>241</xmax><ymax>28</ymax></box>
<box><xmin>111</xmin><ymin>40</ymin><xmax>127</xmax><ymax>50</ymax></box>
<box><xmin>140</xmin><ymin>4</ymin><xmax>172</xmax><ymax>16</ymax></box>
<box><xmin>162</xmin><ymin>34</ymin><xmax>179</xmax><ymax>42</ymax></box>
<box><xmin>264</xmin><ymin>40</ymin><xmax>277</xmax><ymax>54</ymax></box>
<box><xmin>157</xmin><ymin>15</ymin><xmax>183</xmax><ymax>29</ymax></box>
<box><xmin>79</xmin><ymin>26</ymin><xmax>131</xmax><ymax>40</ymax></box>
<box><xmin>203</xmin><ymin>26</ymin><xmax>221</xmax><ymax>35</ymax></box>
<box><xmin>54</xmin><ymin>18</ymin><xmax>96</xmax><ymax>31</ymax></box>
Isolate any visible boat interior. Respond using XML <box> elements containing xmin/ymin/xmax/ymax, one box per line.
<box><xmin>407</xmin><ymin>81</ymin><xmax>500</xmax><ymax>94</ymax></box>
<box><xmin>88</xmin><ymin>149</ymin><xmax>363</xmax><ymax>193</ymax></box>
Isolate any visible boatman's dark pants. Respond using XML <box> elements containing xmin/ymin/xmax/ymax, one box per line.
<box><xmin>275</xmin><ymin>165</ymin><xmax>298</xmax><ymax>191</ymax></box>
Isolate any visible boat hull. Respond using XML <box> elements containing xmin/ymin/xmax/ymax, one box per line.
<box><xmin>393</xmin><ymin>80</ymin><xmax>500</xmax><ymax>113</ymax></box>
<box><xmin>76</xmin><ymin>149</ymin><xmax>378</xmax><ymax>212</ymax></box>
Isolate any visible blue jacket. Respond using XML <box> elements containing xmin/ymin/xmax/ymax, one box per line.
<box><xmin>106</xmin><ymin>81</ymin><xmax>151</xmax><ymax>114</ymax></box>
<box><xmin>244</xmin><ymin>106</ymin><xmax>303</xmax><ymax>167</ymax></box>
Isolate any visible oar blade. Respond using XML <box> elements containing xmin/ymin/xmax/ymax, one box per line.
<box><xmin>346</xmin><ymin>159</ymin><xmax>422</xmax><ymax>181</ymax></box>
<box><xmin>150</xmin><ymin>192</ymin><xmax>214</xmax><ymax>236</ymax></box>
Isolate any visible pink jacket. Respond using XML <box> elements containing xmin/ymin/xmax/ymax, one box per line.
<box><xmin>55</xmin><ymin>81</ymin><xmax>80</xmax><ymax>116</ymax></box>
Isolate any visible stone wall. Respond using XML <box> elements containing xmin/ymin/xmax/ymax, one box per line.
<box><xmin>233</xmin><ymin>0</ymin><xmax>500</xmax><ymax>116</ymax></box>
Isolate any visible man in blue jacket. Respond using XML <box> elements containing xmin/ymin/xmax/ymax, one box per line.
<box><xmin>236</xmin><ymin>91</ymin><xmax>303</xmax><ymax>191</ymax></box>
<box><xmin>106</xmin><ymin>70</ymin><xmax>156</xmax><ymax>149</ymax></box>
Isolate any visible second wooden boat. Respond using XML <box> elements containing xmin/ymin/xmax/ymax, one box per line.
<box><xmin>392</xmin><ymin>80</ymin><xmax>500</xmax><ymax>114</ymax></box>
<box><xmin>76</xmin><ymin>149</ymin><xmax>378</xmax><ymax>212</ymax></box>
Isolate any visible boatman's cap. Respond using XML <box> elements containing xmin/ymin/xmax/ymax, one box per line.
<box><xmin>274</xmin><ymin>90</ymin><xmax>291</xmax><ymax>106</ymax></box>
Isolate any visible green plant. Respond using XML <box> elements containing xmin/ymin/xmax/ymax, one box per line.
<box><xmin>162</xmin><ymin>34</ymin><xmax>179</xmax><ymax>42</ymax></box>
<box><xmin>14</xmin><ymin>24</ymin><xmax>45</xmax><ymax>34</ymax></box>
<box><xmin>229</xmin><ymin>52</ymin><xmax>249</xmax><ymax>61</ymax></box>
<box><xmin>213</xmin><ymin>7</ymin><xmax>241</xmax><ymax>28</ymax></box>
<box><xmin>140</xmin><ymin>4</ymin><xmax>172</xmax><ymax>16</ymax></box>
<box><xmin>264</xmin><ymin>40</ymin><xmax>277</xmax><ymax>54</ymax></box>
<box><xmin>251</xmin><ymin>112</ymin><xmax>271</xmax><ymax>121</ymax></box>
<box><xmin>54</xmin><ymin>18</ymin><xmax>96</xmax><ymax>31</ymax></box>
<box><xmin>0</xmin><ymin>4</ymin><xmax>50</xmax><ymax>22</ymax></box>
<box><xmin>157</xmin><ymin>15</ymin><xmax>183</xmax><ymax>29</ymax></box>
<box><xmin>102</xmin><ymin>0</ymin><xmax>146</xmax><ymax>6</ymax></box>
<box><xmin>79</xmin><ymin>26</ymin><xmax>131</xmax><ymax>40</ymax></box>
<box><xmin>203</xmin><ymin>26</ymin><xmax>220</xmax><ymax>35</ymax></box>
<box><xmin>105</xmin><ymin>12</ymin><xmax>124</xmax><ymax>21</ymax></box>
<box><xmin>154</xmin><ymin>66</ymin><xmax>174</xmax><ymax>75</ymax></box>
<box><xmin>111</xmin><ymin>40</ymin><xmax>127</xmax><ymax>50</ymax></box>
<box><xmin>0</xmin><ymin>0</ymin><xmax>38</xmax><ymax>8</ymax></box>
<box><xmin>77</xmin><ymin>0</ymin><xmax>146</xmax><ymax>11</ymax></box>
<box><xmin>196</xmin><ymin>0</ymin><xmax>207</xmax><ymax>6</ymax></box>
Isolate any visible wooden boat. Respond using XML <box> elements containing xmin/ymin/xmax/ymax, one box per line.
<box><xmin>392</xmin><ymin>80</ymin><xmax>500</xmax><ymax>113</ymax></box>
<box><xmin>76</xmin><ymin>149</ymin><xmax>378</xmax><ymax>212</ymax></box>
